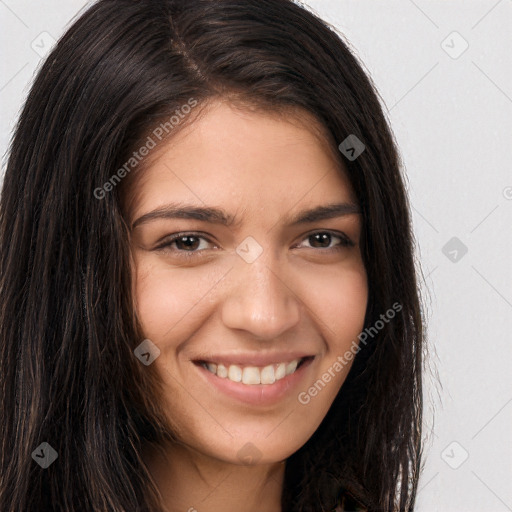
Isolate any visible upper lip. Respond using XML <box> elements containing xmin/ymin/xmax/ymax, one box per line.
<box><xmin>192</xmin><ymin>351</ymin><xmax>315</xmax><ymax>367</ymax></box>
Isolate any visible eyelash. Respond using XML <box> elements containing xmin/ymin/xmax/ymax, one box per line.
<box><xmin>154</xmin><ymin>230</ymin><xmax>355</xmax><ymax>258</ymax></box>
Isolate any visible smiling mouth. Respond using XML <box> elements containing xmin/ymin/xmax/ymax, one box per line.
<box><xmin>194</xmin><ymin>356</ymin><xmax>314</xmax><ymax>385</ymax></box>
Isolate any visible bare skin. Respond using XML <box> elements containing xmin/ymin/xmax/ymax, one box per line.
<box><xmin>127</xmin><ymin>99</ymin><xmax>368</xmax><ymax>512</ymax></box>
<box><xmin>142</xmin><ymin>440</ymin><xmax>284</xmax><ymax>512</ymax></box>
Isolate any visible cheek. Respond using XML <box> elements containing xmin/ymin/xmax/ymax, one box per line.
<box><xmin>292</xmin><ymin>263</ymin><xmax>367</xmax><ymax>419</ymax></box>
<box><xmin>301</xmin><ymin>259</ymin><xmax>368</xmax><ymax>351</ymax></box>
<box><xmin>327</xmin><ymin>273</ymin><xmax>368</xmax><ymax>351</ymax></box>
<box><xmin>132</xmin><ymin>259</ymin><xmax>213</xmax><ymax>344</ymax></box>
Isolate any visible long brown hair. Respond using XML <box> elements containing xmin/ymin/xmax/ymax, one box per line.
<box><xmin>0</xmin><ymin>1</ymin><xmax>425</xmax><ymax>510</ymax></box>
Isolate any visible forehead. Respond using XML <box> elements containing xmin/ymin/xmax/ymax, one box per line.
<box><xmin>126</xmin><ymin>100</ymin><xmax>356</xmax><ymax>222</ymax></box>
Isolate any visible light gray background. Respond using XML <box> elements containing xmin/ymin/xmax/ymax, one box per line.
<box><xmin>1</xmin><ymin>1</ymin><xmax>511</xmax><ymax>511</ymax></box>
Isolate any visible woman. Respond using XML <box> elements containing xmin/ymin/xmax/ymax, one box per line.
<box><xmin>0</xmin><ymin>0</ymin><xmax>425</xmax><ymax>510</ymax></box>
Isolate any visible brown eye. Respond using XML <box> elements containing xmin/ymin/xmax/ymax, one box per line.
<box><xmin>173</xmin><ymin>235</ymin><xmax>202</xmax><ymax>251</ymax></box>
<box><xmin>154</xmin><ymin>232</ymin><xmax>215</xmax><ymax>256</ymax></box>
<box><xmin>299</xmin><ymin>231</ymin><xmax>354</xmax><ymax>251</ymax></box>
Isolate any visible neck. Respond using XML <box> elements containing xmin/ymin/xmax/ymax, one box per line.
<box><xmin>142</xmin><ymin>441</ymin><xmax>285</xmax><ymax>512</ymax></box>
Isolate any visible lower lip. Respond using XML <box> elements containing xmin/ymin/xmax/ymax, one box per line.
<box><xmin>194</xmin><ymin>357</ymin><xmax>315</xmax><ymax>406</ymax></box>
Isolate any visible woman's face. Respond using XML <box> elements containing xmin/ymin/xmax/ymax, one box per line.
<box><xmin>127</xmin><ymin>99</ymin><xmax>368</xmax><ymax>465</ymax></box>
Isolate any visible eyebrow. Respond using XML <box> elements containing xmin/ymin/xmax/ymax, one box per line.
<box><xmin>131</xmin><ymin>201</ymin><xmax>361</xmax><ymax>230</ymax></box>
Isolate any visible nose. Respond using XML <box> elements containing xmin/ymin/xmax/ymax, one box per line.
<box><xmin>220</xmin><ymin>252</ymin><xmax>301</xmax><ymax>340</ymax></box>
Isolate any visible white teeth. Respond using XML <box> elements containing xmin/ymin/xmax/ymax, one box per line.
<box><xmin>275</xmin><ymin>363</ymin><xmax>286</xmax><ymax>380</ymax></box>
<box><xmin>228</xmin><ymin>365</ymin><xmax>242</xmax><ymax>382</ymax></box>
<box><xmin>201</xmin><ymin>358</ymin><xmax>304</xmax><ymax>385</ymax></box>
<box><xmin>260</xmin><ymin>365</ymin><xmax>275</xmax><ymax>385</ymax></box>
<box><xmin>217</xmin><ymin>363</ymin><xmax>228</xmax><ymax>378</ymax></box>
<box><xmin>285</xmin><ymin>360</ymin><xmax>298</xmax><ymax>375</ymax></box>
<box><xmin>242</xmin><ymin>367</ymin><xmax>260</xmax><ymax>385</ymax></box>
